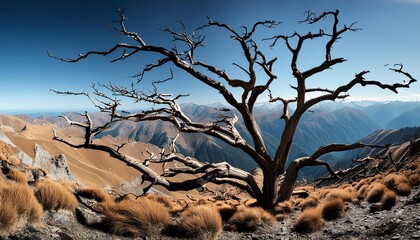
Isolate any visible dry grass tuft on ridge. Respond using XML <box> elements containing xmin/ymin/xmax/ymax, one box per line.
<box><xmin>382</xmin><ymin>173</ymin><xmax>412</xmax><ymax>196</ymax></box>
<box><xmin>35</xmin><ymin>178</ymin><xmax>78</xmax><ymax>212</ymax></box>
<box><xmin>365</xmin><ymin>182</ymin><xmax>386</xmax><ymax>203</ymax></box>
<box><xmin>293</xmin><ymin>206</ymin><xmax>324</xmax><ymax>234</ymax></box>
<box><xmin>321</xmin><ymin>197</ymin><xmax>345</xmax><ymax>220</ymax></box>
<box><xmin>227</xmin><ymin>206</ymin><xmax>275</xmax><ymax>232</ymax></box>
<box><xmin>381</xmin><ymin>189</ymin><xmax>397</xmax><ymax>211</ymax></box>
<box><xmin>77</xmin><ymin>186</ymin><xmax>112</xmax><ymax>202</ymax></box>
<box><xmin>0</xmin><ymin>182</ymin><xmax>43</xmax><ymax>234</ymax></box>
<box><xmin>164</xmin><ymin>205</ymin><xmax>222</xmax><ymax>239</ymax></box>
<box><xmin>97</xmin><ymin>196</ymin><xmax>172</xmax><ymax>238</ymax></box>
<box><xmin>299</xmin><ymin>195</ymin><xmax>319</xmax><ymax>210</ymax></box>
<box><xmin>5</xmin><ymin>169</ymin><xmax>28</xmax><ymax>184</ymax></box>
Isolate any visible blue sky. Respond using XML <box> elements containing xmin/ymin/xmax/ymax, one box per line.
<box><xmin>1</xmin><ymin>0</ymin><xmax>419</xmax><ymax>111</ymax></box>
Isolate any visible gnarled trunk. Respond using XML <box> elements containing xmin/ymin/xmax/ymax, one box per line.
<box><xmin>278</xmin><ymin>160</ymin><xmax>300</xmax><ymax>202</ymax></box>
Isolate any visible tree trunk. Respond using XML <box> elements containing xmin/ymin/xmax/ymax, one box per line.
<box><xmin>259</xmin><ymin>166</ymin><xmax>279</xmax><ymax>209</ymax></box>
<box><xmin>278</xmin><ymin>159</ymin><xmax>300</xmax><ymax>202</ymax></box>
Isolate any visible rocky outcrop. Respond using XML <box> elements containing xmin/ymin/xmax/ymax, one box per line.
<box><xmin>33</xmin><ymin>144</ymin><xmax>80</xmax><ymax>184</ymax></box>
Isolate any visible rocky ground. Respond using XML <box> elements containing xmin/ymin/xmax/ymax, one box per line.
<box><xmin>2</xmin><ymin>183</ymin><xmax>417</xmax><ymax>240</ymax></box>
<box><xmin>220</xmin><ymin>187</ymin><xmax>420</xmax><ymax>240</ymax></box>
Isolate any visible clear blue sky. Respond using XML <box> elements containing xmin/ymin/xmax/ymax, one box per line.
<box><xmin>1</xmin><ymin>0</ymin><xmax>419</xmax><ymax>111</ymax></box>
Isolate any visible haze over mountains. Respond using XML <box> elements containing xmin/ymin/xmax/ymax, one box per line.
<box><xmin>6</xmin><ymin>100</ymin><xmax>420</xmax><ymax>179</ymax></box>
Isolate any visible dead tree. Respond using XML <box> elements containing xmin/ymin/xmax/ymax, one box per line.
<box><xmin>49</xmin><ymin>9</ymin><xmax>416</xmax><ymax>208</ymax></box>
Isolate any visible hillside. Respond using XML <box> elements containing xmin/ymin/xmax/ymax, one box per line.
<box><xmin>0</xmin><ymin>115</ymin><xmax>158</xmax><ymax>189</ymax></box>
<box><xmin>34</xmin><ymin>103</ymin><xmax>381</xmax><ymax>174</ymax></box>
<box><xmin>339</xmin><ymin>127</ymin><xmax>420</xmax><ymax>169</ymax></box>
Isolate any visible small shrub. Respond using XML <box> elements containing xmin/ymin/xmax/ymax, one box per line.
<box><xmin>165</xmin><ymin>205</ymin><xmax>222</xmax><ymax>239</ymax></box>
<box><xmin>227</xmin><ymin>206</ymin><xmax>275</xmax><ymax>232</ymax></box>
<box><xmin>381</xmin><ymin>190</ymin><xmax>397</xmax><ymax>211</ymax></box>
<box><xmin>365</xmin><ymin>182</ymin><xmax>386</xmax><ymax>203</ymax></box>
<box><xmin>35</xmin><ymin>179</ymin><xmax>78</xmax><ymax>212</ymax></box>
<box><xmin>293</xmin><ymin>207</ymin><xmax>324</xmax><ymax>234</ymax></box>
<box><xmin>77</xmin><ymin>186</ymin><xmax>112</xmax><ymax>202</ymax></box>
<box><xmin>321</xmin><ymin>197</ymin><xmax>344</xmax><ymax>220</ymax></box>
<box><xmin>98</xmin><ymin>197</ymin><xmax>172</xmax><ymax>237</ymax></box>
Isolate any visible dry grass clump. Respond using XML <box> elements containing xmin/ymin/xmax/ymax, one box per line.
<box><xmin>355</xmin><ymin>178</ymin><xmax>368</xmax><ymax>191</ymax></box>
<box><xmin>293</xmin><ymin>206</ymin><xmax>324</xmax><ymax>234</ymax></box>
<box><xmin>227</xmin><ymin>206</ymin><xmax>275</xmax><ymax>232</ymax></box>
<box><xmin>299</xmin><ymin>195</ymin><xmax>319</xmax><ymax>210</ymax></box>
<box><xmin>395</xmin><ymin>182</ymin><xmax>412</xmax><ymax>196</ymax></box>
<box><xmin>365</xmin><ymin>182</ymin><xmax>386</xmax><ymax>203</ymax></box>
<box><xmin>274</xmin><ymin>200</ymin><xmax>294</xmax><ymax>215</ymax></box>
<box><xmin>164</xmin><ymin>205</ymin><xmax>222</xmax><ymax>239</ymax></box>
<box><xmin>6</xmin><ymin>169</ymin><xmax>28</xmax><ymax>184</ymax></box>
<box><xmin>97</xmin><ymin>197</ymin><xmax>172</xmax><ymax>237</ymax></box>
<box><xmin>77</xmin><ymin>186</ymin><xmax>112</xmax><ymax>202</ymax></box>
<box><xmin>357</xmin><ymin>184</ymin><xmax>370</xmax><ymax>199</ymax></box>
<box><xmin>145</xmin><ymin>193</ymin><xmax>185</xmax><ymax>213</ymax></box>
<box><xmin>409</xmin><ymin>174</ymin><xmax>420</xmax><ymax>187</ymax></box>
<box><xmin>382</xmin><ymin>173</ymin><xmax>412</xmax><ymax>196</ymax></box>
<box><xmin>381</xmin><ymin>190</ymin><xmax>397</xmax><ymax>211</ymax></box>
<box><xmin>327</xmin><ymin>188</ymin><xmax>356</xmax><ymax>202</ymax></box>
<box><xmin>321</xmin><ymin>197</ymin><xmax>345</xmax><ymax>220</ymax></box>
<box><xmin>0</xmin><ymin>183</ymin><xmax>43</xmax><ymax>233</ymax></box>
<box><xmin>35</xmin><ymin>179</ymin><xmax>78</xmax><ymax>212</ymax></box>
<box><xmin>216</xmin><ymin>202</ymin><xmax>238</xmax><ymax>221</ymax></box>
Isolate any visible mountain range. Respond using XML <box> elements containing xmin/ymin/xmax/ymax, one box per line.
<box><xmin>9</xmin><ymin>100</ymin><xmax>420</xmax><ymax>179</ymax></box>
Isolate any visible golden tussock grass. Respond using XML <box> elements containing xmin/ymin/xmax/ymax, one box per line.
<box><xmin>35</xmin><ymin>179</ymin><xmax>78</xmax><ymax>212</ymax></box>
<box><xmin>299</xmin><ymin>195</ymin><xmax>319</xmax><ymax>210</ymax></box>
<box><xmin>293</xmin><ymin>206</ymin><xmax>324</xmax><ymax>234</ymax></box>
<box><xmin>381</xmin><ymin>189</ymin><xmax>397</xmax><ymax>211</ymax></box>
<box><xmin>365</xmin><ymin>182</ymin><xmax>386</xmax><ymax>203</ymax></box>
<box><xmin>274</xmin><ymin>200</ymin><xmax>294</xmax><ymax>215</ymax></box>
<box><xmin>357</xmin><ymin>184</ymin><xmax>370</xmax><ymax>199</ymax></box>
<box><xmin>227</xmin><ymin>206</ymin><xmax>275</xmax><ymax>232</ymax></box>
<box><xmin>321</xmin><ymin>197</ymin><xmax>344</xmax><ymax>220</ymax></box>
<box><xmin>395</xmin><ymin>182</ymin><xmax>412</xmax><ymax>196</ymax></box>
<box><xmin>216</xmin><ymin>203</ymin><xmax>238</xmax><ymax>221</ymax></box>
<box><xmin>383</xmin><ymin>173</ymin><xmax>412</xmax><ymax>196</ymax></box>
<box><xmin>354</xmin><ymin>178</ymin><xmax>368</xmax><ymax>191</ymax></box>
<box><xmin>0</xmin><ymin>183</ymin><xmax>43</xmax><ymax>233</ymax></box>
<box><xmin>409</xmin><ymin>174</ymin><xmax>420</xmax><ymax>186</ymax></box>
<box><xmin>327</xmin><ymin>188</ymin><xmax>356</xmax><ymax>202</ymax></box>
<box><xmin>77</xmin><ymin>186</ymin><xmax>112</xmax><ymax>202</ymax></box>
<box><xmin>164</xmin><ymin>205</ymin><xmax>222</xmax><ymax>239</ymax></box>
<box><xmin>98</xmin><ymin>196</ymin><xmax>172</xmax><ymax>237</ymax></box>
<box><xmin>145</xmin><ymin>193</ymin><xmax>184</xmax><ymax>213</ymax></box>
<box><xmin>6</xmin><ymin>169</ymin><xmax>28</xmax><ymax>184</ymax></box>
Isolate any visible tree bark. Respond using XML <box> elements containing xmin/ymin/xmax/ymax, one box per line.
<box><xmin>277</xmin><ymin>159</ymin><xmax>301</xmax><ymax>202</ymax></box>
